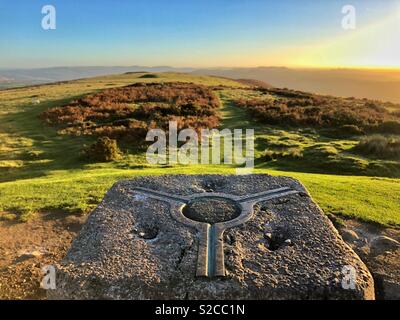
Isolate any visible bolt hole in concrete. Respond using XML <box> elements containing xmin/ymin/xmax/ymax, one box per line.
<box><xmin>182</xmin><ymin>197</ymin><xmax>241</xmax><ymax>224</ymax></box>
<box><xmin>224</xmin><ymin>234</ymin><xmax>236</xmax><ymax>245</ymax></box>
<box><xmin>201</xmin><ymin>180</ymin><xmax>226</xmax><ymax>193</ymax></box>
<box><xmin>264</xmin><ymin>232</ymin><xmax>293</xmax><ymax>251</ymax></box>
<box><xmin>136</xmin><ymin>226</ymin><xmax>159</xmax><ymax>240</ymax></box>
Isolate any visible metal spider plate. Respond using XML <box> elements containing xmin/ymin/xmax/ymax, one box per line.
<box><xmin>133</xmin><ymin>186</ymin><xmax>299</xmax><ymax>277</ymax></box>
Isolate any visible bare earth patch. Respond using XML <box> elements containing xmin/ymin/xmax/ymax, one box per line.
<box><xmin>0</xmin><ymin>213</ymin><xmax>85</xmax><ymax>299</ymax></box>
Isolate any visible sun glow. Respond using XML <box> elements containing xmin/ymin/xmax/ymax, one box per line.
<box><xmin>201</xmin><ymin>12</ymin><xmax>400</xmax><ymax>70</ymax></box>
<box><xmin>286</xmin><ymin>14</ymin><xmax>400</xmax><ymax>69</ymax></box>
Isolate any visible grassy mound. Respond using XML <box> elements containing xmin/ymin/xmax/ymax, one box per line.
<box><xmin>354</xmin><ymin>135</ymin><xmax>400</xmax><ymax>159</ymax></box>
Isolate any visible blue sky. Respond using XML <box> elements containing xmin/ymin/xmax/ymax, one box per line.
<box><xmin>0</xmin><ymin>0</ymin><xmax>399</xmax><ymax>68</ymax></box>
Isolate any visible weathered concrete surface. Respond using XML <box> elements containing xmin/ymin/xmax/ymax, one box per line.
<box><xmin>49</xmin><ymin>174</ymin><xmax>375</xmax><ymax>300</ymax></box>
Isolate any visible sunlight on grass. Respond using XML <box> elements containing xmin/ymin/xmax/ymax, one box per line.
<box><xmin>0</xmin><ymin>165</ymin><xmax>399</xmax><ymax>226</ymax></box>
<box><xmin>0</xmin><ymin>72</ymin><xmax>399</xmax><ymax>226</ymax></box>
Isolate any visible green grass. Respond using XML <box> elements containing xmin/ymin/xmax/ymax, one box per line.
<box><xmin>0</xmin><ymin>72</ymin><xmax>399</xmax><ymax>227</ymax></box>
<box><xmin>0</xmin><ymin>166</ymin><xmax>398</xmax><ymax>226</ymax></box>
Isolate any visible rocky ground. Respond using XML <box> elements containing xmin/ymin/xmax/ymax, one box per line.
<box><xmin>335</xmin><ymin>220</ymin><xmax>400</xmax><ymax>300</ymax></box>
<box><xmin>0</xmin><ymin>212</ymin><xmax>398</xmax><ymax>300</ymax></box>
<box><xmin>0</xmin><ymin>213</ymin><xmax>86</xmax><ymax>299</ymax></box>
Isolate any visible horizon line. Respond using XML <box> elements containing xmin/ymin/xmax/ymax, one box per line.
<box><xmin>1</xmin><ymin>65</ymin><xmax>400</xmax><ymax>72</ymax></box>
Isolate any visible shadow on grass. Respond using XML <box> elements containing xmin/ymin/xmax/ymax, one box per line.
<box><xmin>0</xmin><ymin>95</ymin><xmax>97</xmax><ymax>182</ymax></box>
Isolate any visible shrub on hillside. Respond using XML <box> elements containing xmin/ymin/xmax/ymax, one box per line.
<box><xmin>353</xmin><ymin>135</ymin><xmax>400</xmax><ymax>159</ymax></box>
<box><xmin>84</xmin><ymin>137</ymin><xmax>122</xmax><ymax>162</ymax></box>
<box><xmin>283</xmin><ymin>148</ymin><xmax>304</xmax><ymax>159</ymax></box>
<box><xmin>42</xmin><ymin>82</ymin><xmax>221</xmax><ymax>141</ymax></box>
<box><xmin>336</xmin><ymin>125</ymin><xmax>365</xmax><ymax>136</ymax></box>
<box><xmin>373</xmin><ymin>121</ymin><xmax>400</xmax><ymax>135</ymax></box>
<box><xmin>262</xmin><ymin>148</ymin><xmax>303</xmax><ymax>162</ymax></box>
<box><xmin>235</xmin><ymin>88</ymin><xmax>400</xmax><ymax>133</ymax></box>
<box><xmin>263</xmin><ymin>150</ymin><xmax>276</xmax><ymax>162</ymax></box>
<box><xmin>139</xmin><ymin>74</ymin><xmax>159</xmax><ymax>78</ymax></box>
<box><xmin>321</xmin><ymin>125</ymin><xmax>365</xmax><ymax>138</ymax></box>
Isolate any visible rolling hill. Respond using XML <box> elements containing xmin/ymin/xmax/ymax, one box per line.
<box><xmin>0</xmin><ymin>72</ymin><xmax>399</xmax><ymax>227</ymax></box>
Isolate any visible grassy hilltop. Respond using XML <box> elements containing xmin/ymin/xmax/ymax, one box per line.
<box><xmin>0</xmin><ymin>72</ymin><xmax>399</xmax><ymax>226</ymax></box>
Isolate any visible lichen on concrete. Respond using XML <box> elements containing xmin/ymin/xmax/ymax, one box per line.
<box><xmin>49</xmin><ymin>174</ymin><xmax>375</xmax><ymax>300</ymax></box>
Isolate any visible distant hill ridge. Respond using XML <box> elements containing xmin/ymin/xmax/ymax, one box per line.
<box><xmin>193</xmin><ymin>67</ymin><xmax>400</xmax><ymax>103</ymax></box>
<box><xmin>0</xmin><ymin>66</ymin><xmax>195</xmax><ymax>86</ymax></box>
<box><xmin>1</xmin><ymin>66</ymin><xmax>400</xmax><ymax>103</ymax></box>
